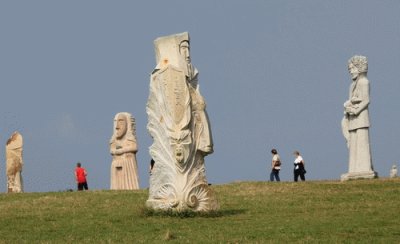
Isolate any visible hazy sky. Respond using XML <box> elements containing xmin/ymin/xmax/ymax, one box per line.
<box><xmin>1</xmin><ymin>1</ymin><xmax>400</xmax><ymax>192</ymax></box>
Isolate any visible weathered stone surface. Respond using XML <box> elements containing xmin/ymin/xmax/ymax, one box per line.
<box><xmin>6</xmin><ymin>131</ymin><xmax>24</xmax><ymax>193</ymax></box>
<box><xmin>110</xmin><ymin>112</ymin><xmax>140</xmax><ymax>190</ymax></box>
<box><xmin>341</xmin><ymin>55</ymin><xmax>378</xmax><ymax>181</ymax></box>
<box><xmin>146</xmin><ymin>32</ymin><xmax>218</xmax><ymax>211</ymax></box>
<box><xmin>390</xmin><ymin>165</ymin><xmax>397</xmax><ymax>178</ymax></box>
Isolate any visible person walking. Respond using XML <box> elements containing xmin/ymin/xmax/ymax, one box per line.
<box><xmin>270</xmin><ymin>149</ymin><xmax>281</xmax><ymax>182</ymax></box>
<box><xmin>293</xmin><ymin>151</ymin><xmax>306</xmax><ymax>182</ymax></box>
<box><xmin>75</xmin><ymin>162</ymin><xmax>88</xmax><ymax>191</ymax></box>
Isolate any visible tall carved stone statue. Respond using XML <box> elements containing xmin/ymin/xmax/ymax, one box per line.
<box><xmin>6</xmin><ymin>131</ymin><xmax>24</xmax><ymax>193</ymax></box>
<box><xmin>110</xmin><ymin>112</ymin><xmax>140</xmax><ymax>190</ymax></box>
<box><xmin>146</xmin><ymin>32</ymin><xmax>218</xmax><ymax>211</ymax></box>
<box><xmin>341</xmin><ymin>55</ymin><xmax>378</xmax><ymax>181</ymax></box>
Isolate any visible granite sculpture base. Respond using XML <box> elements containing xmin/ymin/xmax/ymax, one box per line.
<box><xmin>341</xmin><ymin>171</ymin><xmax>378</xmax><ymax>181</ymax></box>
<box><xmin>145</xmin><ymin>185</ymin><xmax>219</xmax><ymax>212</ymax></box>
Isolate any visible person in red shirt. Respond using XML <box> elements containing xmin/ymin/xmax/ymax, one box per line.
<box><xmin>75</xmin><ymin>162</ymin><xmax>88</xmax><ymax>191</ymax></box>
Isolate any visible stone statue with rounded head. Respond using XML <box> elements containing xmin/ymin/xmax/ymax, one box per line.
<box><xmin>341</xmin><ymin>55</ymin><xmax>378</xmax><ymax>181</ymax></box>
<box><xmin>6</xmin><ymin>131</ymin><xmax>24</xmax><ymax>193</ymax></box>
<box><xmin>390</xmin><ymin>165</ymin><xmax>397</xmax><ymax>178</ymax></box>
<box><xmin>146</xmin><ymin>32</ymin><xmax>218</xmax><ymax>212</ymax></box>
<box><xmin>110</xmin><ymin>112</ymin><xmax>140</xmax><ymax>190</ymax></box>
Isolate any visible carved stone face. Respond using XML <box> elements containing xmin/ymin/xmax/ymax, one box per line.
<box><xmin>115</xmin><ymin>114</ymin><xmax>127</xmax><ymax>139</ymax></box>
<box><xmin>175</xmin><ymin>145</ymin><xmax>184</xmax><ymax>164</ymax></box>
<box><xmin>179</xmin><ymin>41</ymin><xmax>191</xmax><ymax>65</ymax></box>
<box><xmin>348</xmin><ymin>63</ymin><xmax>359</xmax><ymax>81</ymax></box>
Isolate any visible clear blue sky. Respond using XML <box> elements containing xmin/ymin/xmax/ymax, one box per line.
<box><xmin>1</xmin><ymin>1</ymin><xmax>400</xmax><ymax>192</ymax></box>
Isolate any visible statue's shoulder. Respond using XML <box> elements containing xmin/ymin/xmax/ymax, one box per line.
<box><xmin>151</xmin><ymin>64</ymin><xmax>184</xmax><ymax>76</ymax></box>
<box><xmin>358</xmin><ymin>77</ymin><xmax>370</xmax><ymax>85</ymax></box>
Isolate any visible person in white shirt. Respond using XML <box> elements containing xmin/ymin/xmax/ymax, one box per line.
<box><xmin>270</xmin><ymin>149</ymin><xmax>281</xmax><ymax>182</ymax></box>
<box><xmin>293</xmin><ymin>150</ymin><xmax>306</xmax><ymax>182</ymax></box>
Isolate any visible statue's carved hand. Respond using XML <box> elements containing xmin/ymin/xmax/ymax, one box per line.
<box><xmin>345</xmin><ymin>106</ymin><xmax>356</xmax><ymax>115</ymax></box>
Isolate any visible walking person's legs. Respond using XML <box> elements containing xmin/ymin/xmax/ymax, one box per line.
<box><xmin>83</xmin><ymin>182</ymin><xmax>89</xmax><ymax>190</ymax></box>
<box><xmin>271</xmin><ymin>169</ymin><xmax>280</xmax><ymax>182</ymax></box>
<box><xmin>294</xmin><ymin>170</ymin><xmax>299</xmax><ymax>182</ymax></box>
<box><xmin>275</xmin><ymin>169</ymin><xmax>280</xmax><ymax>182</ymax></box>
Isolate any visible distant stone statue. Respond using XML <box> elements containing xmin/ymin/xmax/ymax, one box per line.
<box><xmin>341</xmin><ymin>55</ymin><xmax>378</xmax><ymax>181</ymax></box>
<box><xmin>6</xmin><ymin>131</ymin><xmax>24</xmax><ymax>193</ymax></box>
<box><xmin>146</xmin><ymin>32</ymin><xmax>218</xmax><ymax>211</ymax></box>
<box><xmin>390</xmin><ymin>165</ymin><xmax>397</xmax><ymax>178</ymax></box>
<box><xmin>110</xmin><ymin>112</ymin><xmax>139</xmax><ymax>190</ymax></box>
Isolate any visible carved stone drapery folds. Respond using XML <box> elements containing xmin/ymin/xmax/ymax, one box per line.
<box><xmin>146</xmin><ymin>32</ymin><xmax>218</xmax><ymax>211</ymax></box>
<box><xmin>6</xmin><ymin>131</ymin><xmax>24</xmax><ymax>193</ymax></box>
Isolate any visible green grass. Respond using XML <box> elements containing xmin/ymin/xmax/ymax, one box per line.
<box><xmin>1</xmin><ymin>178</ymin><xmax>400</xmax><ymax>243</ymax></box>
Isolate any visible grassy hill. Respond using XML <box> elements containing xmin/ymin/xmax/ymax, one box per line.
<box><xmin>0</xmin><ymin>178</ymin><xmax>399</xmax><ymax>243</ymax></box>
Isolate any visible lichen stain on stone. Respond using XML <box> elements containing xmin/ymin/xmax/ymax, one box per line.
<box><xmin>6</xmin><ymin>133</ymin><xmax>18</xmax><ymax>145</ymax></box>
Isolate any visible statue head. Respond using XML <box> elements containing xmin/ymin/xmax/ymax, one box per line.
<box><xmin>179</xmin><ymin>40</ymin><xmax>191</xmax><ymax>66</ymax></box>
<box><xmin>116</xmin><ymin>114</ymin><xmax>128</xmax><ymax>139</ymax></box>
<box><xmin>154</xmin><ymin>32</ymin><xmax>193</xmax><ymax>77</ymax></box>
<box><xmin>6</xmin><ymin>131</ymin><xmax>23</xmax><ymax>149</ymax></box>
<box><xmin>348</xmin><ymin>55</ymin><xmax>368</xmax><ymax>80</ymax></box>
<box><xmin>110</xmin><ymin>112</ymin><xmax>137</xmax><ymax>143</ymax></box>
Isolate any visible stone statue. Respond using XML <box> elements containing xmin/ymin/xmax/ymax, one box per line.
<box><xmin>110</xmin><ymin>112</ymin><xmax>140</xmax><ymax>190</ymax></box>
<box><xmin>6</xmin><ymin>131</ymin><xmax>24</xmax><ymax>193</ymax></box>
<box><xmin>341</xmin><ymin>55</ymin><xmax>378</xmax><ymax>181</ymax></box>
<box><xmin>390</xmin><ymin>165</ymin><xmax>397</xmax><ymax>178</ymax></box>
<box><xmin>146</xmin><ymin>32</ymin><xmax>218</xmax><ymax>211</ymax></box>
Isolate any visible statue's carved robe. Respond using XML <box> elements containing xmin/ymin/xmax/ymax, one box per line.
<box><xmin>6</xmin><ymin>132</ymin><xmax>24</xmax><ymax>193</ymax></box>
<box><xmin>342</xmin><ymin>74</ymin><xmax>377</xmax><ymax>181</ymax></box>
<box><xmin>110</xmin><ymin>139</ymin><xmax>139</xmax><ymax>190</ymax></box>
